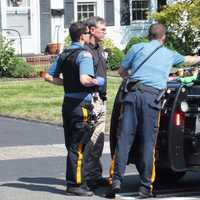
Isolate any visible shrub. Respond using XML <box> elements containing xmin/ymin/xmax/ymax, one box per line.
<box><xmin>64</xmin><ymin>34</ymin><xmax>71</xmax><ymax>48</ymax></box>
<box><xmin>7</xmin><ymin>57</ymin><xmax>34</xmax><ymax>78</ymax></box>
<box><xmin>151</xmin><ymin>1</ymin><xmax>200</xmax><ymax>55</ymax></box>
<box><xmin>165</xmin><ymin>32</ymin><xmax>184</xmax><ymax>53</ymax></box>
<box><xmin>107</xmin><ymin>47</ymin><xmax>124</xmax><ymax>71</ymax></box>
<box><xmin>0</xmin><ymin>35</ymin><xmax>16</xmax><ymax>76</ymax></box>
<box><xmin>124</xmin><ymin>36</ymin><xmax>148</xmax><ymax>54</ymax></box>
<box><xmin>99</xmin><ymin>38</ymin><xmax>124</xmax><ymax>70</ymax></box>
<box><xmin>100</xmin><ymin>38</ymin><xmax>115</xmax><ymax>50</ymax></box>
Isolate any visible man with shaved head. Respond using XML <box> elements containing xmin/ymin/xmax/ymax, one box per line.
<box><xmin>148</xmin><ymin>23</ymin><xmax>166</xmax><ymax>40</ymax></box>
<box><xmin>109</xmin><ymin>23</ymin><xmax>200</xmax><ymax>198</ymax></box>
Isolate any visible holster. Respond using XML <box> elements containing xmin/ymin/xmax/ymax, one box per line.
<box><xmin>118</xmin><ymin>79</ymin><xmax>128</xmax><ymax>102</ymax></box>
<box><xmin>79</xmin><ymin>103</ymin><xmax>96</xmax><ymax>144</ymax></box>
<box><xmin>123</xmin><ymin>79</ymin><xmax>165</xmax><ymax>103</ymax></box>
<box><xmin>125</xmin><ymin>79</ymin><xmax>139</xmax><ymax>92</ymax></box>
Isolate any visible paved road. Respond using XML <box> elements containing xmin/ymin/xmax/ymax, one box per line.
<box><xmin>1</xmin><ymin>116</ymin><xmax>200</xmax><ymax>200</ymax></box>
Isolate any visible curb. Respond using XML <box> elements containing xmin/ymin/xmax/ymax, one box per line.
<box><xmin>0</xmin><ymin>114</ymin><xmax>62</xmax><ymax>127</ymax></box>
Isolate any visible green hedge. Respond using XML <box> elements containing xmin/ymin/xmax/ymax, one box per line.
<box><xmin>164</xmin><ymin>31</ymin><xmax>196</xmax><ymax>54</ymax></box>
<box><xmin>7</xmin><ymin>57</ymin><xmax>34</xmax><ymax>78</ymax></box>
<box><xmin>124</xmin><ymin>36</ymin><xmax>148</xmax><ymax>54</ymax></box>
<box><xmin>107</xmin><ymin>47</ymin><xmax>124</xmax><ymax>71</ymax></box>
<box><xmin>100</xmin><ymin>39</ymin><xmax>124</xmax><ymax>71</ymax></box>
<box><xmin>0</xmin><ymin>34</ymin><xmax>34</xmax><ymax>78</ymax></box>
<box><xmin>0</xmin><ymin>35</ymin><xmax>16</xmax><ymax>76</ymax></box>
<box><xmin>100</xmin><ymin>38</ymin><xmax>115</xmax><ymax>50</ymax></box>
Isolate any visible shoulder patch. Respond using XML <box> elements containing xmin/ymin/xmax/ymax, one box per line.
<box><xmin>81</xmin><ymin>51</ymin><xmax>92</xmax><ymax>58</ymax></box>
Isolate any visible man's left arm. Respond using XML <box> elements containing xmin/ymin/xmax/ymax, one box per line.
<box><xmin>173</xmin><ymin>51</ymin><xmax>200</xmax><ymax>67</ymax></box>
<box><xmin>184</xmin><ymin>55</ymin><xmax>200</xmax><ymax>66</ymax></box>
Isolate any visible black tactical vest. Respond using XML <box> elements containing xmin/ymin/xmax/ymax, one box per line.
<box><xmin>84</xmin><ymin>43</ymin><xmax>107</xmax><ymax>97</ymax></box>
<box><xmin>59</xmin><ymin>48</ymin><xmax>95</xmax><ymax>93</ymax></box>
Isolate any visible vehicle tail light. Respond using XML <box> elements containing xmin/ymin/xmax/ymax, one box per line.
<box><xmin>175</xmin><ymin>113</ymin><xmax>181</xmax><ymax>126</ymax></box>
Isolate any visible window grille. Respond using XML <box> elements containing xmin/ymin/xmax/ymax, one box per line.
<box><xmin>130</xmin><ymin>0</ymin><xmax>149</xmax><ymax>21</ymax></box>
<box><xmin>77</xmin><ymin>2</ymin><xmax>97</xmax><ymax>21</ymax></box>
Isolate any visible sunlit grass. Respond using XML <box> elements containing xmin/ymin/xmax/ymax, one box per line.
<box><xmin>0</xmin><ymin>77</ymin><xmax>121</xmax><ymax>129</ymax></box>
<box><xmin>0</xmin><ymin>79</ymin><xmax>63</xmax><ymax>123</ymax></box>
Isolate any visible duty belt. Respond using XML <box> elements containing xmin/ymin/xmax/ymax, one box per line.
<box><xmin>126</xmin><ymin>81</ymin><xmax>160</xmax><ymax>96</ymax></box>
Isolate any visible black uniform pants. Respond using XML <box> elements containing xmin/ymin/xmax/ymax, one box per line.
<box><xmin>62</xmin><ymin>97</ymin><xmax>94</xmax><ymax>187</ymax></box>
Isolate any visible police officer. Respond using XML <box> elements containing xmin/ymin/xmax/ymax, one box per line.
<box><xmin>83</xmin><ymin>16</ymin><xmax>109</xmax><ymax>189</ymax></box>
<box><xmin>45</xmin><ymin>22</ymin><xmax>103</xmax><ymax>196</ymax></box>
<box><xmin>109</xmin><ymin>23</ymin><xmax>200</xmax><ymax>198</ymax></box>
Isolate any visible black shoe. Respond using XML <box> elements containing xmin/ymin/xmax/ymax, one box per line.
<box><xmin>138</xmin><ymin>186</ymin><xmax>154</xmax><ymax>198</ymax></box>
<box><xmin>96</xmin><ymin>177</ymin><xmax>110</xmax><ymax>186</ymax></box>
<box><xmin>105</xmin><ymin>180</ymin><xmax>121</xmax><ymax>199</ymax></box>
<box><xmin>105</xmin><ymin>188</ymin><xmax>116</xmax><ymax>199</ymax></box>
<box><xmin>66</xmin><ymin>186</ymin><xmax>94</xmax><ymax>196</ymax></box>
<box><xmin>86</xmin><ymin>180</ymin><xmax>98</xmax><ymax>190</ymax></box>
<box><xmin>112</xmin><ymin>179</ymin><xmax>121</xmax><ymax>193</ymax></box>
<box><xmin>87</xmin><ymin>177</ymin><xmax>110</xmax><ymax>190</ymax></box>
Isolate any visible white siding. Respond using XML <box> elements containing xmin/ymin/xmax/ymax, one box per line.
<box><xmin>105</xmin><ymin>0</ymin><xmax>157</xmax><ymax>49</ymax></box>
<box><xmin>50</xmin><ymin>0</ymin><xmax>65</xmax><ymax>48</ymax></box>
<box><xmin>0</xmin><ymin>0</ymin><xmax>40</xmax><ymax>54</ymax></box>
<box><xmin>0</xmin><ymin>0</ymin><xmax>173</xmax><ymax>54</ymax></box>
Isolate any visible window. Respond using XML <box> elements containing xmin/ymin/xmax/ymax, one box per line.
<box><xmin>6</xmin><ymin>0</ymin><xmax>31</xmax><ymax>36</ymax></box>
<box><xmin>77</xmin><ymin>2</ymin><xmax>97</xmax><ymax>21</ymax></box>
<box><xmin>7</xmin><ymin>0</ymin><xmax>30</xmax><ymax>7</ymax></box>
<box><xmin>158</xmin><ymin>0</ymin><xmax>166</xmax><ymax>11</ymax></box>
<box><xmin>130</xmin><ymin>0</ymin><xmax>149</xmax><ymax>21</ymax></box>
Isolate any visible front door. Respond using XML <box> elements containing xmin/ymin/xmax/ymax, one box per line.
<box><xmin>1</xmin><ymin>0</ymin><xmax>40</xmax><ymax>55</ymax></box>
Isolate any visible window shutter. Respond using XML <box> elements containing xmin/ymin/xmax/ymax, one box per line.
<box><xmin>104</xmin><ymin>0</ymin><xmax>114</xmax><ymax>26</ymax></box>
<box><xmin>158</xmin><ymin>0</ymin><xmax>167</xmax><ymax>11</ymax></box>
<box><xmin>64</xmin><ymin>0</ymin><xmax>74</xmax><ymax>28</ymax></box>
<box><xmin>40</xmin><ymin>0</ymin><xmax>51</xmax><ymax>52</ymax></box>
<box><xmin>120</xmin><ymin>0</ymin><xmax>130</xmax><ymax>26</ymax></box>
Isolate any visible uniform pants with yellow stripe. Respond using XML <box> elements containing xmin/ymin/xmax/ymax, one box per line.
<box><xmin>112</xmin><ymin>90</ymin><xmax>161</xmax><ymax>191</ymax></box>
<box><xmin>62</xmin><ymin>97</ymin><xmax>93</xmax><ymax>187</ymax></box>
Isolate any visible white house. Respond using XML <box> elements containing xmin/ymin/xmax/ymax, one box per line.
<box><xmin>0</xmin><ymin>0</ymin><xmax>170</xmax><ymax>55</ymax></box>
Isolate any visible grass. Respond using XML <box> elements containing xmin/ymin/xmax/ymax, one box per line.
<box><xmin>0</xmin><ymin>77</ymin><xmax>121</xmax><ymax>130</ymax></box>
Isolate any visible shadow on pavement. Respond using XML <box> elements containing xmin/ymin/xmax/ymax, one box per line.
<box><xmin>1</xmin><ymin>177</ymin><xmax>66</xmax><ymax>195</ymax></box>
<box><xmin>0</xmin><ymin>175</ymin><xmax>140</xmax><ymax>197</ymax></box>
<box><xmin>0</xmin><ymin>183</ymin><xmax>66</xmax><ymax>196</ymax></box>
<box><xmin>18</xmin><ymin>177</ymin><xmax>66</xmax><ymax>186</ymax></box>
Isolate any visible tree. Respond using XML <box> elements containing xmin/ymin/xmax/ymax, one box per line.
<box><xmin>189</xmin><ymin>0</ymin><xmax>200</xmax><ymax>29</ymax></box>
<box><xmin>151</xmin><ymin>0</ymin><xmax>200</xmax><ymax>54</ymax></box>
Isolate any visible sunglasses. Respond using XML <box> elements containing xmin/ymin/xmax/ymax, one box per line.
<box><xmin>83</xmin><ymin>31</ymin><xmax>90</xmax><ymax>35</ymax></box>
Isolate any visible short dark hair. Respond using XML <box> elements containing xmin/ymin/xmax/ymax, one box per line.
<box><xmin>148</xmin><ymin>23</ymin><xmax>166</xmax><ymax>40</ymax></box>
<box><xmin>69</xmin><ymin>22</ymin><xmax>87</xmax><ymax>42</ymax></box>
<box><xmin>85</xmin><ymin>16</ymin><xmax>106</xmax><ymax>29</ymax></box>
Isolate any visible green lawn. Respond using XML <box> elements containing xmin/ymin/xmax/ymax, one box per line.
<box><xmin>0</xmin><ymin>77</ymin><xmax>121</xmax><ymax>129</ymax></box>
